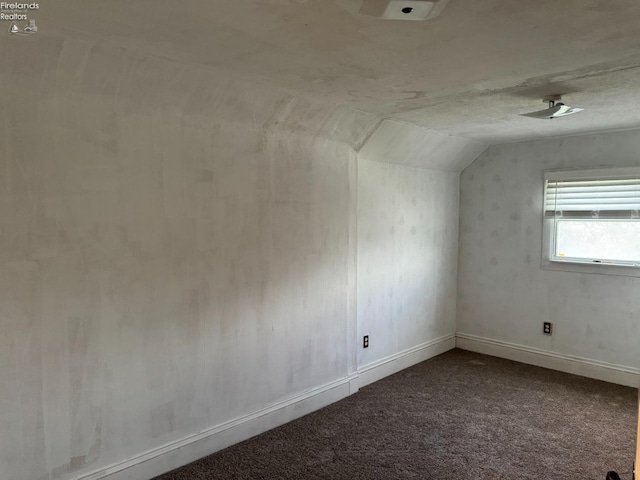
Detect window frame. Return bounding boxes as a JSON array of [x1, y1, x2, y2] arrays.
[[541, 166, 640, 277]]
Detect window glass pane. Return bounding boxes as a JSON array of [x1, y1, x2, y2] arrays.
[[555, 220, 640, 262]]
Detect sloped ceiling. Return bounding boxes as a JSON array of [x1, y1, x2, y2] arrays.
[[2, 0, 640, 167]]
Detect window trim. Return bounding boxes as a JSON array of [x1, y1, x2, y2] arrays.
[[541, 165, 640, 278]]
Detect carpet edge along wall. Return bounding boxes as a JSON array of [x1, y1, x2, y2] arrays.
[[76, 337, 455, 480]]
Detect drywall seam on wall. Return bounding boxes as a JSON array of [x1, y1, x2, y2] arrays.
[[456, 333, 639, 387], [358, 334, 456, 388], [347, 150, 359, 379], [74, 335, 455, 480]]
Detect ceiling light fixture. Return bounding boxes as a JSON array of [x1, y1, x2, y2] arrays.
[[520, 95, 584, 119], [358, 0, 450, 21]]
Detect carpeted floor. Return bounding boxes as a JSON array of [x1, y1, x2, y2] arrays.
[[154, 349, 637, 480]]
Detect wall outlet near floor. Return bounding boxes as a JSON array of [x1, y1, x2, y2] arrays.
[[363, 335, 369, 348], [543, 322, 553, 335]]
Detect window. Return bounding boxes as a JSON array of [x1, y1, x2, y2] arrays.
[[543, 167, 640, 270]]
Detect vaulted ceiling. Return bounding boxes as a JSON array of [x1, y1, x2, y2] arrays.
[[4, 0, 640, 147]]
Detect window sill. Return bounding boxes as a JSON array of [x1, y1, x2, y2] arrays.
[[541, 258, 640, 278]]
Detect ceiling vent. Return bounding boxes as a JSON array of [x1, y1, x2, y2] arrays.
[[358, 0, 450, 21]]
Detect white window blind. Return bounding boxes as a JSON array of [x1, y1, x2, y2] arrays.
[[545, 167, 640, 219]]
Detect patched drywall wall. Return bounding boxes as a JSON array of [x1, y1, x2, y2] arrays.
[[357, 159, 459, 367], [458, 130, 640, 371]]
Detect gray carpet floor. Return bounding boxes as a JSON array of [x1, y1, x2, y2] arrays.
[[154, 349, 637, 480]]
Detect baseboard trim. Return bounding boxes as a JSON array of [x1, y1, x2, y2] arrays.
[[456, 332, 639, 387], [76, 335, 456, 480], [76, 374, 358, 480], [358, 333, 456, 388]]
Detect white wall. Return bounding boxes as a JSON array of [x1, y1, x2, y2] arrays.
[[357, 159, 459, 379], [352, 120, 484, 384], [457, 130, 640, 384], [0, 39, 469, 480], [0, 93, 356, 480]]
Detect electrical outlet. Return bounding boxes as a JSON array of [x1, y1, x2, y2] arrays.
[[363, 335, 369, 348], [543, 322, 552, 335]]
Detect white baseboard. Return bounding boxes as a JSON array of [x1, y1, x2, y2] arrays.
[[358, 334, 456, 388], [456, 332, 639, 388], [75, 334, 456, 480], [76, 374, 357, 480], [69, 333, 636, 480]]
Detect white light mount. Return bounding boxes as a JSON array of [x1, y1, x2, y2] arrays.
[[358, 0, 450, 21], [521, 95, 584, 119]]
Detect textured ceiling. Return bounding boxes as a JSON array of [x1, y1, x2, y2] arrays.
[[5, 0, 640, 144]]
